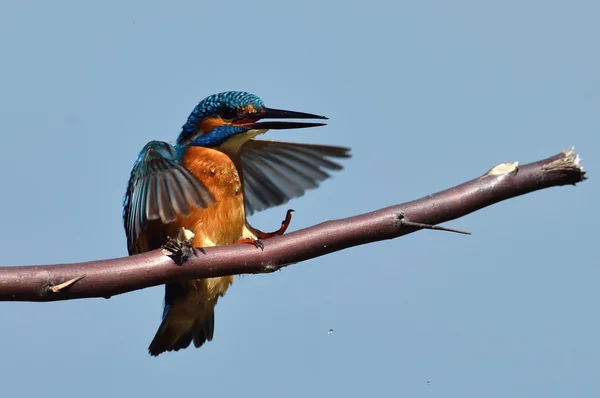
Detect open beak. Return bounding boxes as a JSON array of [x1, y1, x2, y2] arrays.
[[240, 107, 328, 130]]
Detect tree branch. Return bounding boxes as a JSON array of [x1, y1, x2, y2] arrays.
[[0, 148, 586, 302]]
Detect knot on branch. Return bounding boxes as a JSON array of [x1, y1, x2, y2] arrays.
[[41, 275, 86, 296], [396, 213, 471, 235], [486, 161, 519, 176]]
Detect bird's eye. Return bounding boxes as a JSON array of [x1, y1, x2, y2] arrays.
[[221, 108, 238, 120]]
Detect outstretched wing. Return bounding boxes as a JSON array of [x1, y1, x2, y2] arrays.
[[123, 140, 215, 255], [239, 140, 351, 215]]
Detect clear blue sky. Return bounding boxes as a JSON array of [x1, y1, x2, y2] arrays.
[[0, 1, 597, 397]]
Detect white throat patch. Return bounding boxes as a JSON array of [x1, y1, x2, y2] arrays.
[[219, 129, 268, 153]]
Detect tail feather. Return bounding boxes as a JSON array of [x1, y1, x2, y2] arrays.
[[148, 279, 231, 356], [148, 310, 215, 356], [193, 312, 214, 348], [172, 330, 193, 352]]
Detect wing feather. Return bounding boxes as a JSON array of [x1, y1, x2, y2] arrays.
[[123, 141, 215, 255], [239, 140, 351, 215]]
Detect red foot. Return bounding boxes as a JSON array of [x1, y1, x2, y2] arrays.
[[255, 209, 295, 239], [234, 237, 264, 250], [233, 209, 295, 251]]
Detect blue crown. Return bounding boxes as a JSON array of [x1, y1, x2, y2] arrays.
[[178, 91, 265, 144]]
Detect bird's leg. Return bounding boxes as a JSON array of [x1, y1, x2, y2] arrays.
[[233, 209, 295, 251], [255, 209, 295, 239]]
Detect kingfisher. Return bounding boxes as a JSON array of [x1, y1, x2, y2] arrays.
[[123, 91, 351, 356]]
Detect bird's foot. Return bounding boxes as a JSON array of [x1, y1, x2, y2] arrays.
[[233, 237, 264, 251], [233, 209, 295, 251], [255, 209, 295, 239], [162, 228, 197, 265]]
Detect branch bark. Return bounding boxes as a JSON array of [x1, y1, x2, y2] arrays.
[[0, 148, 587, 302]]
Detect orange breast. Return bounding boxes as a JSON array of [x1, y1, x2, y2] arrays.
[[176, 145, 246, 247], [166, 146, 246, 308]]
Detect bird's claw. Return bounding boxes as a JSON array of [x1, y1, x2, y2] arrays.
[[254, 239, 264, 250], [162, 228, 197, 265]]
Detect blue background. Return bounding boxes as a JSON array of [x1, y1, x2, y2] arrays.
[[0, 1, 597, 397]]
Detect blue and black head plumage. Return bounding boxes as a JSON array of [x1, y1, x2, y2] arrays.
[[178, 91, 265, 145]]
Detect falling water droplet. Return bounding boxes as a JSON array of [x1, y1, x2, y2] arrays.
[[328, 329, 333, 335]]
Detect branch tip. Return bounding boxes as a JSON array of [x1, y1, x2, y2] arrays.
[[544, 147, 587, 183], [563, 147, 586, 175]]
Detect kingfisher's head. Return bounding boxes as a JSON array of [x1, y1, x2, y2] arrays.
[[176, 91, 327, 150]]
